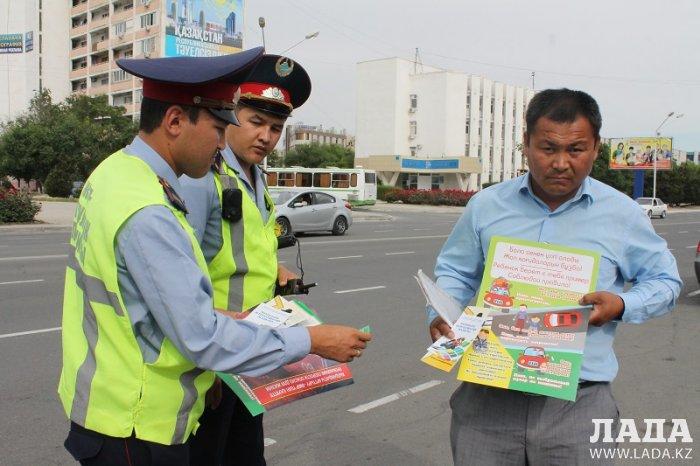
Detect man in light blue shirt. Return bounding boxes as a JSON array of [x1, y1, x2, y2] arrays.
[[430, 89, 681, 466]]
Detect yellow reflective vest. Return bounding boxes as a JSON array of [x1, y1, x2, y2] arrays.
[[208, 160, 278, 311], [58, 150, 215, 445]]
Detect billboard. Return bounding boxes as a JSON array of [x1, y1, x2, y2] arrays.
[[25, 31, 33, 52], [609, 137, 673, 170], [0, 34, 23, 53], [164, 0, 243, 57]]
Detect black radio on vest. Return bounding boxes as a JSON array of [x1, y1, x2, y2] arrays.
[[221, 188, 242, 222]]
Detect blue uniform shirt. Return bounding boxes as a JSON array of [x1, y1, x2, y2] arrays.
[[116, 136, 309, 376], [180, 144, 271, 263], [430, 174, 681, 382]]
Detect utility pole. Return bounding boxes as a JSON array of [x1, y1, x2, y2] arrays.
[[531, 72, 535, 90]]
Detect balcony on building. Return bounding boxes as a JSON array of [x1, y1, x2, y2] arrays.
[[90, 51, 110, 75], [111, 68, 133, 92], [89, 4, 110, 30], [112, 90, 134, 114], [89, 72, 109, 94], [71, 13, 88, 37], [90, 26, 109, 51], [71, 78, 88, 93], [112, 0, 135, 22], [70, 57, 88, 80], [135, 0, 160, 15], [71, 0, 88, 15], [113, 43, 134, 61], [90, 0, 110, 9], [70, 35, 88, 58]]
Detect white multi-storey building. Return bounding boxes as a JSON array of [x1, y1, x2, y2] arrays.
[[0, 0, 70, 121], [355, 57, 535, 190]]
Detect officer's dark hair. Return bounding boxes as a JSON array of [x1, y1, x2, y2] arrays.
[[525, 88, 601, 142], [139, 97, 202, 133]]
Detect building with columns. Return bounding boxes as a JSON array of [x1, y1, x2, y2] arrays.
[[355, 57, 535, 190]]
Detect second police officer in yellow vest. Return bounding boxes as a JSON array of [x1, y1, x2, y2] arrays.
[[59, 49, 372, 466], [180, 54, 314, 466]]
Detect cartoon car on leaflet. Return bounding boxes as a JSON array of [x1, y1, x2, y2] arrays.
[[483, 277, 514, 309], [543, 311, 582, 329], [516, 346, 550, 370]]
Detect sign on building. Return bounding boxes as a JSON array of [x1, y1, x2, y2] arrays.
[[0, 34, 23, 53], [25, 31, 33, 52], [609, 137, 673, 170], [164, 0, 243, 57]]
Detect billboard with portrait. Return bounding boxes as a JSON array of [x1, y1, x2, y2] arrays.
[[164, 0, 243, 57], [609, 137, 673, 170]]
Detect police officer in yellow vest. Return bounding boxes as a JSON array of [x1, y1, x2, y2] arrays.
[[59, 50, 372, 465], [179, 54, 314, 466]]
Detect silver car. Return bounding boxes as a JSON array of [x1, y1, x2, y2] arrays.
[[635, 197, 667, 218], [273, 190, 353, 236]]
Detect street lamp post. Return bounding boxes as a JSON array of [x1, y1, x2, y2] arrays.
[[280, 31, 319, 55], [653, 112, 683, 199], [258, 17, 266, 49]]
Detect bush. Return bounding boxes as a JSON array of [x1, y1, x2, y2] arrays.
[[377, 184, 395, 201], [0, 189, 40, 222], [381, 188, 476, 206], [44, 165, 76, 198]]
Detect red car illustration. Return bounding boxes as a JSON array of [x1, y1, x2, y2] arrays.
[[543, 311, 582, 329], [516, 346, 550, 370], [483, 277, 514, 309]]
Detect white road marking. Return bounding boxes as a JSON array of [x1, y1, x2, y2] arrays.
[[328, 255, 363, 260], [412, 228, 432, 231], [348, 380, 445, 414], [373, 229, 396, 233], [302, 235, 448, 246], [679, 231, 689, 234], [385, 251, 415, 256], [686, 245, 697, 249], [0, 279, 45, 286], [669, 249, 675, 251], [334, 285, 386, 294], [0, 254, 67, 262], [264, 438, 277, 447], [687, 290, 700, 298], [278, 261, 286, 264], [0, 326, 61, 340]]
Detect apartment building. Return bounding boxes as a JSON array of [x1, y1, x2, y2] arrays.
[[355, 57, 535, 190], [0, 0, 70, 121], [284, 123, 354, 154], [69, 0, 243, 119]]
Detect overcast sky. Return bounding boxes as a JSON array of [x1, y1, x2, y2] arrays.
[[244, 0, 700, 151]]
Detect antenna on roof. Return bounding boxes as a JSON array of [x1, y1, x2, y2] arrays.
[[414, 47, 423, 74]]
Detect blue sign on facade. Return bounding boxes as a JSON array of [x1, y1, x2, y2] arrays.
[[400, 158, 460, 170]]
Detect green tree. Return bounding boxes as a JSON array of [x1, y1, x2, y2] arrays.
[[283, 143, 354, 168], [0, 90, 137, 193], [265, 149, 283, 168]]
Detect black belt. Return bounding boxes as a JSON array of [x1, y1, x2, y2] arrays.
[[579, 380, 607, 389]]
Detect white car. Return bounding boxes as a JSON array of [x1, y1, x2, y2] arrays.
[[635, 197, 667, 218]]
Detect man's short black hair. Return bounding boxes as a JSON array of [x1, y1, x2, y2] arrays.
[[138, 97, 202, 133], [525, 88, 601, 141]]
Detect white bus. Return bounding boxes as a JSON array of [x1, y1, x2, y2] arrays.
[[265, 167, 377, 205]]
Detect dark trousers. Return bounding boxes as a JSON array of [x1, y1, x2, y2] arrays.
[[64, 422, 190, 466], [189, 383, 266, 466]]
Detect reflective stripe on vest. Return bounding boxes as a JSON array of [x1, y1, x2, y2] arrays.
[[208, 162, 278, 311], [58, 151, 214, 445]]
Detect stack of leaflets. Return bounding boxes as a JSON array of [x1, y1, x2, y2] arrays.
[[417, 236, 600, 401], [217, 297, 355, 416]]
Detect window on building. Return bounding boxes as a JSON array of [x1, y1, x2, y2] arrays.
[[490, 97, 495, 114], [140, 12, 156, 28], [409, 146, 416, 157], [410, 94, 417, 109], [134, 88, 143, 103], [409, 121, 417, 138], [466, 94, 471, 109], [401, 173, 418, 190], [465, 144, 470, 156], [112, 69, 128, 82], [313, 172, 331, 188], [278, 172, 295, 187], [114, 21, 127, 36], [431, 175, 444, 190], [331, 173, 350, 189], [465, 121, 470, 134], [141, 36, 155, 54]]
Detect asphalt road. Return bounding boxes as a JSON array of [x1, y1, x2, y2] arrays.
[[0, 209, 698, 465]]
